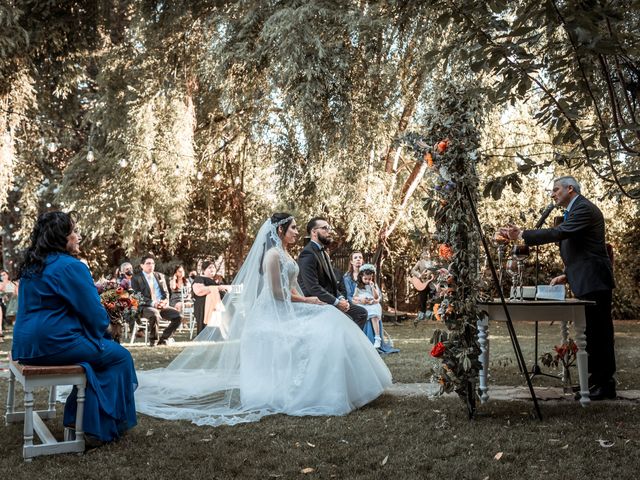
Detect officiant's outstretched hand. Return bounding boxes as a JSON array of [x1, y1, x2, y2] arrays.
[[297, 217, 368, 329]]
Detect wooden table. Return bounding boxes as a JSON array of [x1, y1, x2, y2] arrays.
[[477, 299, 595, 407]]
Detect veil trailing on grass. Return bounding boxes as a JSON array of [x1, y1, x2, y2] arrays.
[[135, 218, 303, 426]]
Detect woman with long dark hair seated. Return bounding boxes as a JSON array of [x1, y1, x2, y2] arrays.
[[11, 211, 137, 442]]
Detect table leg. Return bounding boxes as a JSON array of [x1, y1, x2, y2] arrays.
[[478, 315, 490, 403], [573, 307, 590, 406]]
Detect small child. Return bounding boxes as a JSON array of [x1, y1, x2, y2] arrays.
[[353, 264, 383, 348]]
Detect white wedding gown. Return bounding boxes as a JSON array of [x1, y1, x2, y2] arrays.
[[135, 220, 392, 426]]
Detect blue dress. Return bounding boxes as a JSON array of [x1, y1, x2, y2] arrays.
[[11, 253, 137, 441], [343, 273, 358, 301]]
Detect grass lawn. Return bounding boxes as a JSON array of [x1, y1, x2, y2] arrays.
[[2, 320, 639, 479]]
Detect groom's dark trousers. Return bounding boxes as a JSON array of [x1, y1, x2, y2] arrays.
[[297, 241, 368, 329]]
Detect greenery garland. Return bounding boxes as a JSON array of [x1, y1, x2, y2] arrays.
[[399, 84, 485, 415]]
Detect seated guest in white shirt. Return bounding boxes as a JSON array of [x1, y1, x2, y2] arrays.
[[130, 255, 182, 346]]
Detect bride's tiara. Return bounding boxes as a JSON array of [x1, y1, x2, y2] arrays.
[[273, 216, 294, 227]]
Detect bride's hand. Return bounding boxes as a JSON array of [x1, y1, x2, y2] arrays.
[[307, 296, 323, 305]]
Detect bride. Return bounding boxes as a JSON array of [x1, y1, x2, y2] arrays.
[[135, 213, 392, 426]]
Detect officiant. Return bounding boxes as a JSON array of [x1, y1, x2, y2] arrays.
[[499, 175, 616, 401]]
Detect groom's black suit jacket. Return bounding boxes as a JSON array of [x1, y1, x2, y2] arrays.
[[297, 241, 346, 305]]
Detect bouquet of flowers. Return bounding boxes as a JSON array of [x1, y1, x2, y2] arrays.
[[95, 279, 143, 343]]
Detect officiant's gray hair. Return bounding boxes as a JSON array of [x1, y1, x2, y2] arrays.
[[553, 176, 581, 194]]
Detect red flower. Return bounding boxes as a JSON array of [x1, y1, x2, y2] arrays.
[[435, 139, 450, 154], [116, 287, 125, 295], [431, 342, 446, 358]]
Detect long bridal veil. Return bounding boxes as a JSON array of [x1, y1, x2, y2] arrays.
[[135, 219, 303, 426]]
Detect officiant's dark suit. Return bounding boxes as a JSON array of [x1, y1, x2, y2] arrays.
[[297, 220, 368, 329], [131, 257, 182, 346], [522, 191, 616, 395]]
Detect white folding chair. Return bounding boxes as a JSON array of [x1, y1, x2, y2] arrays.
[[129, 317, 149, 345]]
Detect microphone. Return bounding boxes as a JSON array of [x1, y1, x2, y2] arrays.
[[534, 203, 556, 229]]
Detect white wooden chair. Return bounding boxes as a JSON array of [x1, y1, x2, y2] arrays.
[[129, 317, 149, 345], [5, 356, 86, 461]]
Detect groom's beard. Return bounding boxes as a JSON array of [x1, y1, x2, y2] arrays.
[[318, 236, 333, 247]]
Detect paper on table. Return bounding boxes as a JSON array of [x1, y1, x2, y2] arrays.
[[536, 285, 566, 301]]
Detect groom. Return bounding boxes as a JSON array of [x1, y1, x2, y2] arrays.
[[298, 217, 368, 329]]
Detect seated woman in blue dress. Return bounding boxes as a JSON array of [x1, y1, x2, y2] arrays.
[[11, 211, 137, 443], [351, 264, 399, 355]]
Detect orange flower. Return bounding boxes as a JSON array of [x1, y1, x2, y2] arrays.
[[130, 298, 139, 308], [433, 303, 441, 321], [424, 152, 434, 168], [438, 244, 454, 261], [446, 305, 454, 314]]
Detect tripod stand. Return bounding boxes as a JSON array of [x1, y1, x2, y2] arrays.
[[529, 246, 560, 380]]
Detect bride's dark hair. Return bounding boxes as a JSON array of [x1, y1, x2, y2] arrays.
[[270, 212, 293, 235], [258, 213, 294, 277]]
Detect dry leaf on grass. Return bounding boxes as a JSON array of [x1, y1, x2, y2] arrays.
[[306, 442, 316, 447], [494, 452, 503, 461], [301, 467, 315, 474], [381, 455, 389, 466], [597, 439, 615, 448], [146, 429, 154, 436]]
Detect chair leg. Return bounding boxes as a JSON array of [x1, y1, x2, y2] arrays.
[[75, 384, 86, 443], [23, 388, 35, 454], [47, 386, 57, 417], [5, 369, 15, 425], [130, 321, 138, 345]]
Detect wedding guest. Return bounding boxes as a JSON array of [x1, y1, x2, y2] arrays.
[[118, 261, 134, 290], [0, 269, 10, 342], [500, 175, 616, 400], [11, 211, 137, 442], [410, 248, 437, 321], [192, 261, 229, 335], [342, 251, 363, 301], [212, 273, 228, 300], [352, 264, 399, 354], [131, 255, 182, 346], [353, 264, 383, 348], [169, 264, 190, 312]]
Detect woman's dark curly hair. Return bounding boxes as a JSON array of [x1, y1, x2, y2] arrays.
[[17, 211, 77, 279]]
